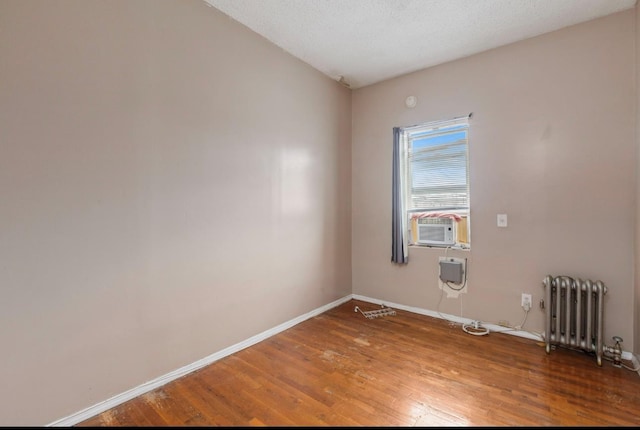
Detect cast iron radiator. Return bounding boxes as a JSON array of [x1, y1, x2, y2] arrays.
[[542, 275, 607, 366]]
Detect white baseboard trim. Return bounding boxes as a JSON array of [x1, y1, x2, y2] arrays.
[[352, 294, 637, 362], [48, 294, 354, 427], [49, 292, 638, 425], [352, 294, 544, 341]]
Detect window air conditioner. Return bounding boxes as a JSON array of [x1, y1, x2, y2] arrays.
[[416, 217, 455, 246]]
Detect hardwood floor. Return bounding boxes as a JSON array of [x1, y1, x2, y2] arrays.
[[77, 299, 640, 426]]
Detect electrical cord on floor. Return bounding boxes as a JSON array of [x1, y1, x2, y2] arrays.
[[602, 356, 640, 372], [436, 255, 487, 336], [484, 307, 544, 341], [440, 250, 542, 341], [486, 307, 529, 331], [462, 320, 489, 336], [436, 274, 489, 336]]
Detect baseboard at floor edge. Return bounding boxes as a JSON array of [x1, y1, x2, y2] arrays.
[[47, 294, 354, 427], [352, 294, 637, 362]]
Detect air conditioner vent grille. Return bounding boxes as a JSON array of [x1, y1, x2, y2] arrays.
[[416, 217, 455, 245]]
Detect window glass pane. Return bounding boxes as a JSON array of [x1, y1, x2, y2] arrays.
[[408, 124, 469, 211]]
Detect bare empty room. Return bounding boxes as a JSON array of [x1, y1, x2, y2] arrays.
[[1, 0, 640, 426]]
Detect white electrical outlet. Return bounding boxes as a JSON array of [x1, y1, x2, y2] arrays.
[[521, 293, 532, 310]]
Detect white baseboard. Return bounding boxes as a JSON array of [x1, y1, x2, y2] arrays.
[[352, 294, 544, 341], [48, 292, 638, 425], [47, 294, 353, 427], [352, 294, 637, 361]]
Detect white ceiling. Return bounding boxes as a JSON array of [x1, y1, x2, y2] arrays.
[[204, 0, 636, 89]]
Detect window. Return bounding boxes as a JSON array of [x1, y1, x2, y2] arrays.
[[401, 117, 470, 248]]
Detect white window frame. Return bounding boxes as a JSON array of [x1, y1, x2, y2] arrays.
[[400, 116, 471, 249]]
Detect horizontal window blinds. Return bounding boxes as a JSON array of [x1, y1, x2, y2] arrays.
[[406, 123, 469, 210]]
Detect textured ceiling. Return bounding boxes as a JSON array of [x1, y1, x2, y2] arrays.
[[204, 0, 636, 89]]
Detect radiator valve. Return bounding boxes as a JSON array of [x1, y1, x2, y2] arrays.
[[604, 336, 623, 368]]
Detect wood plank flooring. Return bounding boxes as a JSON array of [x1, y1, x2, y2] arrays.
[[77, 299, 640, 426]]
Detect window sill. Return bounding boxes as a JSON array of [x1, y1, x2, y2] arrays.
[[409, 244, 471, 251]]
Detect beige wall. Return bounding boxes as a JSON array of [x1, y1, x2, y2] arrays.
[[0, 0, 351, 425], [1, 0, 638, 426], [353, 11, 636, 351]]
